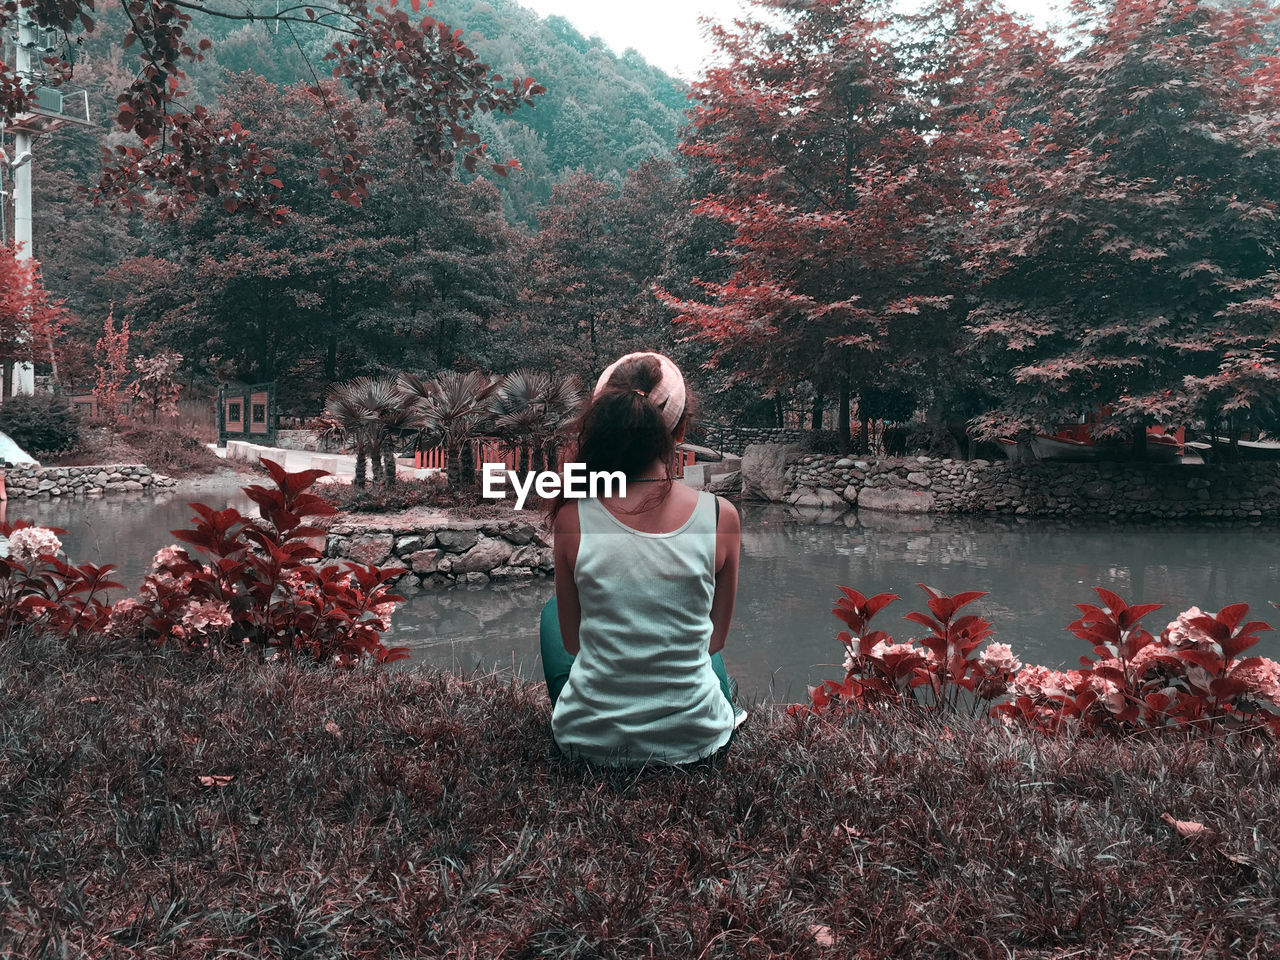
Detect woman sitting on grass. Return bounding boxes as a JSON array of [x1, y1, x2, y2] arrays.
[[540, 351, 745, 766]]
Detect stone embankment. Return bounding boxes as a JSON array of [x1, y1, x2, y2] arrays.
[[1, 464, 177, 499], [323, 517, 553, 589], [699, 426, 811, 456], [740, 444, 1280, 520]]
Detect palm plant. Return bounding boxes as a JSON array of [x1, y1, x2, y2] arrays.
[[398, 370, 498, 488], [325, 376, 401, 489], [492, 370, 583, 473]]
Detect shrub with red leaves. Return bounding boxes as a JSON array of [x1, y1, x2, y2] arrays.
[[106, 458, 411, 666], [0, 521, 121, 646], [798, 584, 1280, 738]]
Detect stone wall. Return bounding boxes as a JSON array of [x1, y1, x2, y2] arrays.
[[776, 452, 1280, 520], [324, 517, 553, 589], [1, 464, 176, 499]]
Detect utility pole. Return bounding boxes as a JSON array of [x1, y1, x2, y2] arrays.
[[2, 13, 92, 398]]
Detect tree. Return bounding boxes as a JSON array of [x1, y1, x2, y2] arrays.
[[659, 0, 955, 451], [0, 245, 68, 398], [962, 0, 1280, 451], [398, 369, 496, 489], [0, 0, 544, 217]]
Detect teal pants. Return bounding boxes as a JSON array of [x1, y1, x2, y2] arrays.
[[539, 596, 734, 708]]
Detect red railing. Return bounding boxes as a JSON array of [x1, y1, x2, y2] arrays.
[[412, 441, 695, 477]]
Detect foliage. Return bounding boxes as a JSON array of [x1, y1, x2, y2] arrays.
[[0, 521, 120, 646], [0, 390, 81, 458], [799, 583, 1280, 738], [92, 310, 131, 421], [132, 350, 184, 421], [0, 0, 543, 217], [0, 245, 69, 383], [113, 458, 410, 665], [324, 475, 447, 513]]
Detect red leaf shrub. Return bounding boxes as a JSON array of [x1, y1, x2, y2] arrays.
[[114, 459, 412, 666], [0, 521, 123, 645], [0, 460, 411, 667], [798, 584, 1280, 737]]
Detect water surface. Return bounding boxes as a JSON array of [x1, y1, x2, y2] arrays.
[[18, 485, 1280, 703]]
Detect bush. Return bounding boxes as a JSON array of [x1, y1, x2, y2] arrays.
[[0, 391, 80, 459], [802, 429, 844, 454], [798, 583, 1280, 738], [110, 459, 411, 666], [325, 475, 448, 513]]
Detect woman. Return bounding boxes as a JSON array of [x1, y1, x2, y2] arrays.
[[540, 351, 744, 766]]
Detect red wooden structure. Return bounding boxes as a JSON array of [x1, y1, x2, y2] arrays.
[[413, 441, 696, 477]]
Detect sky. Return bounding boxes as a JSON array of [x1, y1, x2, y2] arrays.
[[517, 0, 1070, 80]]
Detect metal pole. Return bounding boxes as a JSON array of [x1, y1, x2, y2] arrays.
[[11, 15, 36, 394]]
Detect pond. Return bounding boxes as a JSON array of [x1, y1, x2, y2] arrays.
[[15, 477, 1280, 704]]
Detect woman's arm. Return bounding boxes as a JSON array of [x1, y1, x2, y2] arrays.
[[552, 502, 582, 657], [708, 495, 740, 655]]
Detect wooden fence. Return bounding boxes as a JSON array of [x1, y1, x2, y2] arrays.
[[413, 441, 695, 477]]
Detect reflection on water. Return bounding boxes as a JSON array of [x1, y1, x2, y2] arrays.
[[19, 489, 1280, 705]]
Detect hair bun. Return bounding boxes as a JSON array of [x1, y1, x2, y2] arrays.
[[593, 352, 686, 431]]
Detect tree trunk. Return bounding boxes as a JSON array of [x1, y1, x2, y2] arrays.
[[370, 442, 385, 485], [774, 395, 783, 428], [383, 445, 397, 486], [325, 332, 337, 382], [460, 439, 475, 488], [1130, 425, 1147, 461], [811, 392, 824, 430], [837, 371, 852, 455], [354, 448, 368, 489], [447, 443, 462, 489]]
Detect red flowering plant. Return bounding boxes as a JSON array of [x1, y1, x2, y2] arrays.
[[998, 591, 1279, 735], [0, 520, 122, 646], [799, 583, 1280, 738], [112, 459, 411, 666], [794, 584, 1014, 717]]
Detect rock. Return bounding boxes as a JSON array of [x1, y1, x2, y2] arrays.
[[505, 521, 537, 545], [435, 528, 479, 553], [842, 485, 859, 503], [407, 549, 443, 574], [460, 572, 490, 585], [346, 534, 394, 566], [451, 537, 514, 574], [740, 442, 804, 502], [509, 545, 542, 568], [491, 565, 536, 578], [906, 471, 932, 487], [835, 458, 855, 468], [394, 535, 428, 556], [708, 470, 741, 496], [857, 487, 935, 514], [122, 480, 145, 492]]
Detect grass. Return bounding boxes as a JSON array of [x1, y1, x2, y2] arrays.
[[1, 631, 1278, 958]]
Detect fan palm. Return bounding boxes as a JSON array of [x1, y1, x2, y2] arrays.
[[399, 370, 498, 488], [325, 376, 402, 489], [493, 370, 584, 474]]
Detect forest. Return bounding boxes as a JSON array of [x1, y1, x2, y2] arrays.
[[4, 0, 1280, 444]]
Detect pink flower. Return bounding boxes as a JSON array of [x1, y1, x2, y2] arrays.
[[152, 545, 187, 571], [179, 600, 232, 637], [1010, 665, 1076, 700], [7, 526, 62, 564], [1236, 658, 1280, 706], [979, 642, 1022, 675], [1164, 607, 1217, 652], [107, 597, 148, 637]]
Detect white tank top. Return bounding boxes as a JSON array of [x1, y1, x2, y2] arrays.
[[551, 490, 735, 765]]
